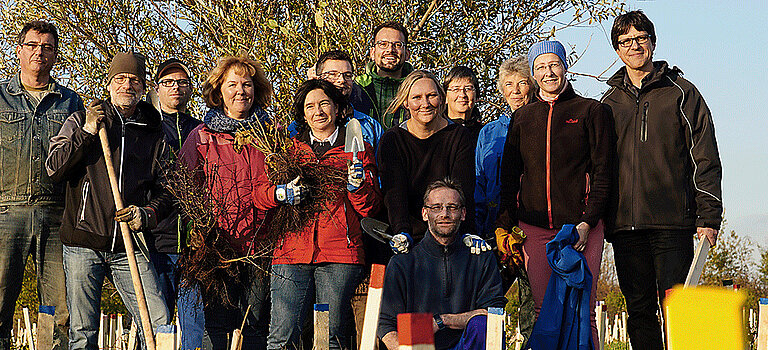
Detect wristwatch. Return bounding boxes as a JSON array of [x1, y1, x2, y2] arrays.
[[433, 314, 445, 331]]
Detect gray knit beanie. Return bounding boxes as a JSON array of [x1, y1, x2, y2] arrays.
[[107, 52, 147, 85], [527, 41, 568, 73]]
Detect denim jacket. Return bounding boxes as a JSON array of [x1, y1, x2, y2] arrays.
[[0, 73, 84, 205]]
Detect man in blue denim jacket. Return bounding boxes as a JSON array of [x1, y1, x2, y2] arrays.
[[0, 20, 83, 349]]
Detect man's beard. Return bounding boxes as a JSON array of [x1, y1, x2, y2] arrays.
[[378, 61, 404, 73], [112, 94, 140, 110], [430, 222, 459, 238]]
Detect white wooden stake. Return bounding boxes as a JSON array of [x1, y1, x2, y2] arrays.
[[397, 313, 434, 350], [23, 307, 35, 350], [486, 307, 505, 350], [596, 302, 606, 350], [36, 305, 55, 350], [758, 298, 768, 350], [127, 321, 138, 350], [314, 304, 329, 350], [685, 237, 711, 286], [229, 304, 250, 350], [621, 311, 628, 343], [360, 264, 385, 350]]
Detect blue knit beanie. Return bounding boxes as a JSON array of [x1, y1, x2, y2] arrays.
[[528, 41, 568, 73]]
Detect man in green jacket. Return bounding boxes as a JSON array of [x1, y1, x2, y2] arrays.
[[351, 21, 413, 129]]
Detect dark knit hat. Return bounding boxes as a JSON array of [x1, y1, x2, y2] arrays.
[[107, 52, 147, 84], [527, 40, 568, 73], [155, 58, 192, 82]]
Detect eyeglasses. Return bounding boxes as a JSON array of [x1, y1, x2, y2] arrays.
[[20, 42, 56, 54], [617, 34, 652, 48], [446, 86, 476, 94], [374, 40, 405, 50], [533, 61, 563, 73], [112, 75, 143, 86], [158, 78, 192, 88], [423, 204, 463, 213], [320, 71, 354, 81]]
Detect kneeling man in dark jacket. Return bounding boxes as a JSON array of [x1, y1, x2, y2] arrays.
[[378, 178, 506, 350], [46, 52, 172, 350]]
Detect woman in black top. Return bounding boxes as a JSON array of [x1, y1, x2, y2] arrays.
[[377, 70, 477, 252]]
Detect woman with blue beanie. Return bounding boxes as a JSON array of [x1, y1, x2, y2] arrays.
[[494, 40, 614, 348]]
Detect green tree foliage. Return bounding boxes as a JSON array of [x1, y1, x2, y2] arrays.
[[0, 0, 624, 122], [700, 221, 763, 310]]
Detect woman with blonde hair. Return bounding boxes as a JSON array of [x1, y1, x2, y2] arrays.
[[377, 70, 479, 254], [179, 55, 283, 350]]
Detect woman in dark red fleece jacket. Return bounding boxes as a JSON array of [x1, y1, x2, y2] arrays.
[[495, 40, 614, 345]]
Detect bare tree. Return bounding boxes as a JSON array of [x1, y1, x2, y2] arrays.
[[0, 0, 625, 121]]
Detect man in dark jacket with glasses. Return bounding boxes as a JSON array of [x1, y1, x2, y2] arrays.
[[601, 10, 722, 350]]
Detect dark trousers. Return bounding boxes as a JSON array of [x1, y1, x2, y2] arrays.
[[611, 229, 694, 350]]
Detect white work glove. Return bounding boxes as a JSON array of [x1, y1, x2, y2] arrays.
[[275, 176, 307, 205], [115, 205, 157, 231], [389, 232, 413, 254], [463, 234, 492, 255]]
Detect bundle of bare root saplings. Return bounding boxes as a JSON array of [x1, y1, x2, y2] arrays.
[[167, 121, 345, 306]]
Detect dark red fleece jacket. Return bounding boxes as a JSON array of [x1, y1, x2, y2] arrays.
[[496, 84, 615, 231]]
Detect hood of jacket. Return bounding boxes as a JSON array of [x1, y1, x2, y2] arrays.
[[606, 61, 683, 92]]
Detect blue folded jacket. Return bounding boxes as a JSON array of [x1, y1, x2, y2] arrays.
[[527, 224, 593, 350]]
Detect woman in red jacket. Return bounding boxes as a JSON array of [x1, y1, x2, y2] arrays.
[[256, 79, 381, 350], [495, 40, 614, 346], [179, 55, 278, 350]]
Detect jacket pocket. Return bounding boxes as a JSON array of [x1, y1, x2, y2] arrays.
[[0, 112, 27, 195]]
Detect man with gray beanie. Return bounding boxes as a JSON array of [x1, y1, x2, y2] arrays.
[[46, 51, 172, 349]]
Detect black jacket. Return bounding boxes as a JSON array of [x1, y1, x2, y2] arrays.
[[377, 123, 476, 237], [149, 110, 202, 254], [496, 84, 614, 231], [46, 101, 172, 252], [377, 232, 506, 349], [601, 61, 722, 235]]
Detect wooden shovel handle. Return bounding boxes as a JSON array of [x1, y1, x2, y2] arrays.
[[98, 127, 157, 350]]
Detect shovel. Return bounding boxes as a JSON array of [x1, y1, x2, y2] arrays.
[[344, 118, 364, 163]]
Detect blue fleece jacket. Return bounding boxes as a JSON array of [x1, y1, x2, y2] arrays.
[[528, 224, 593, 350], [474, 113, 511, 238]]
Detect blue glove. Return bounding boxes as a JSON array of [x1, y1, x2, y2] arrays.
[[389, 232, 413, 254], [347, 159, 365, 192], [462, 234, 491, 255], [275, 176, 306, 205]]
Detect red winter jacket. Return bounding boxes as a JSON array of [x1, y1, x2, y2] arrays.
[[179, 124, 273, 256], [253, 128, 382, 265]]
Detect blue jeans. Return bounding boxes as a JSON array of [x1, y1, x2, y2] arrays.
[[202, 264, 270, 350], [151, 253, 205, 350], [0, 205, 67, 350], [63, 245, 171, 350], [267, 263, 363, 350]]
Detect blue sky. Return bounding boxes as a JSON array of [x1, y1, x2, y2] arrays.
[[550, 0, 768, 242]]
